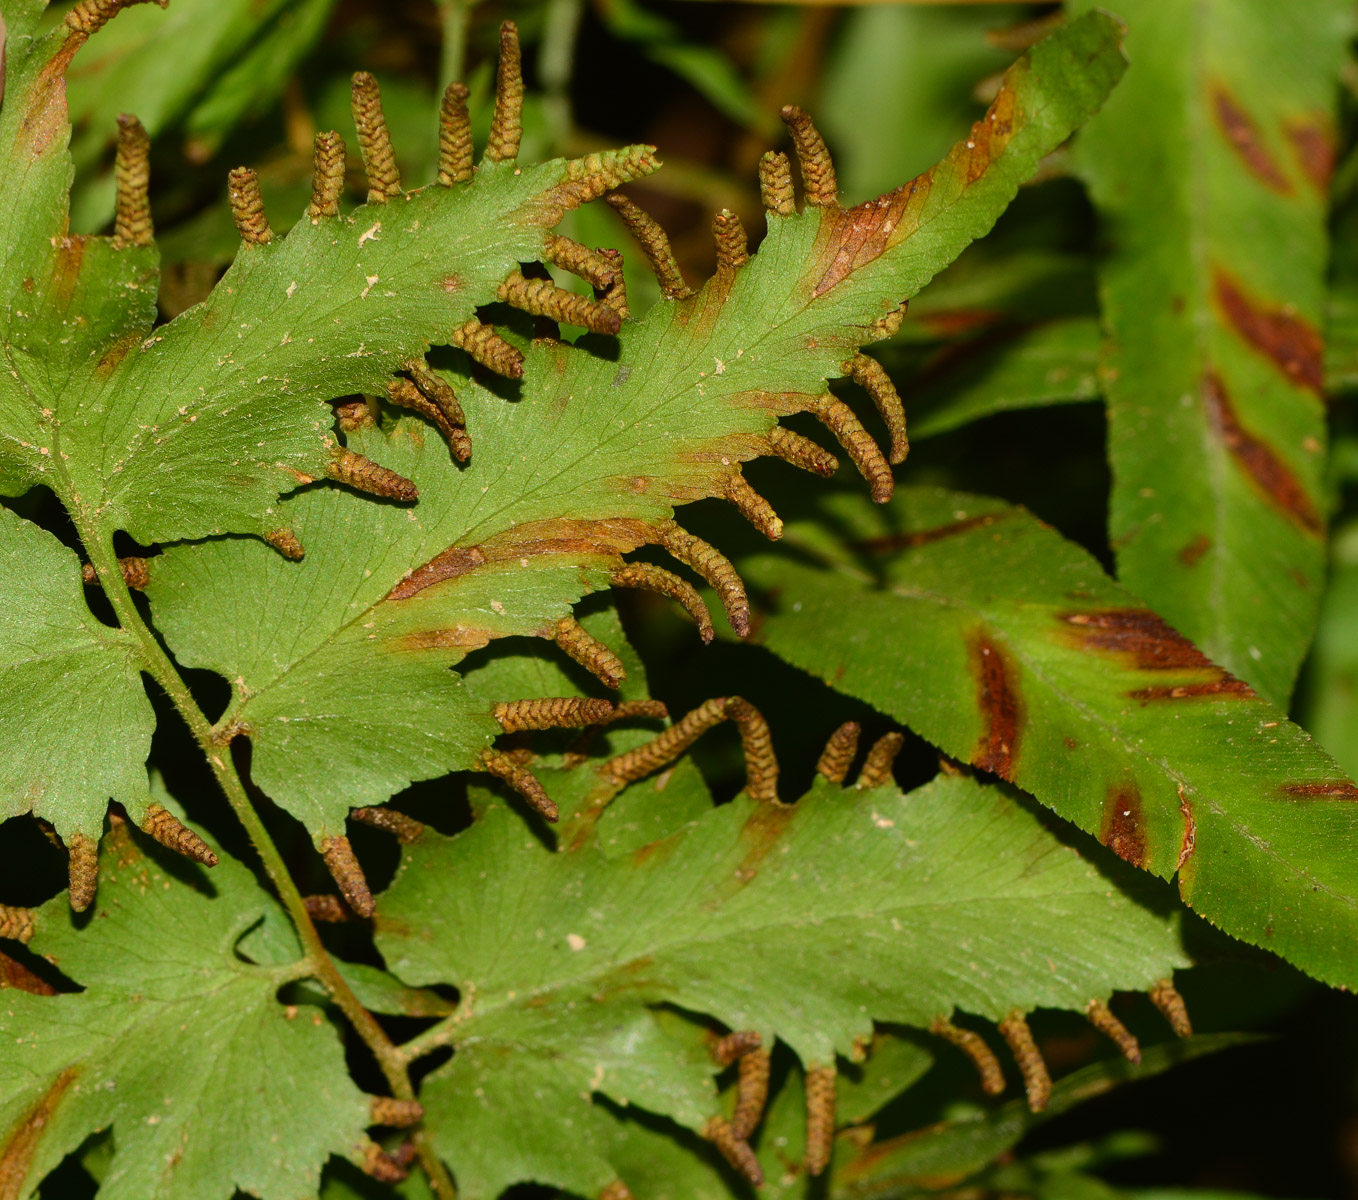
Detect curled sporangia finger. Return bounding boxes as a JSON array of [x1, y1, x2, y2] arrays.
[[387, 379, 471, 460], [809, 394, 893, 503], [703, 1116, 763, 1187], [713, 210, 749, 270], [498, 271, 622, 335], [263, 528, 306, 561], [406, 361, 467, 427], [438, 81, 473, 186], [1150, 979, 1193, 1038], [450, 319, 524, 378], [928, 1017, 1005, 1096], [725, 697, 779, 804], [1086, 999, 1141, 1063], [604, 697, 731, 786], [594, 247, 629, 320], [855, 732, 905, 790], [0, 905, 35, 944], [610, 562, 714, 643], [711, 1030, 762, 1066], [542, 234, 618, 289], [351, 805, 426, 844], [486, 22, 524, 163], [308, 130, 347, 221], [112, 114, 152, 248], [554, 617, 626, 689], [732, 1048, 771, 1141], [369, 1096, 424, 1128], [998, 1012, 1051, 1112], [816, 721, 861, 785], [227, 167, 272, 245], [659, 524, 749, 637], [760, 151, 795, 216], [303, 894, 349, 923], [847, 353, 909, 465], [358, 1138, 408, 1183], [605, 194, 693, 299], [493, 697, 616, 732], [326, 448, 418, 502], [725, 470, 783, 540], [351, 72, 402, 202], [803, 1065, 838, 1176], [141, 804, 218, 866], [321, 835, 374, 918], [781, 105, 838, 208], [81, 557, 150, 590], [67, 832, 99, 912], [480, 750, 558, 822], [768, 426, 839, 477]]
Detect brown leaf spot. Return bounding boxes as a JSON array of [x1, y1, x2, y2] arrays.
[[386, 546, 486, 601], [813, 181, 924, 298], [1284, 116, 1335, 192], [1128, 679, 1256, 702], [0, 949, 56, 996], [0, 1065, 79, 1199], [970, 631, 1021, 781], [855, 512, 1007, 554], [49, 235, 88, 309], [94, 331, 140, 379], [1281, 782, 1358, 800], [1101, 783, 1147, 868], [1212, 270, 1324, 395], [1177, 785, 1196, 870], [1211, 83, 1292, 194], [1178, 534, 1211, 567], [1059, 609, 1213, 671], [1204, 370, 1322, 534], [396, 627, 493, 652], [19, 38, 82, 161]]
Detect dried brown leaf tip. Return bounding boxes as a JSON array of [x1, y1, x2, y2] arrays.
[[493, 697, 616, 732], [781, 106, 838, 208], [263, 528, 306, 561], [303, 894, 349, 923], [438, 81, 473, 186], [387, 378, 471, 461], [499, 270, 622, 335], [554, 617, 627, 690], [660, 524, 750, 637], [847, 353, 909, 465], [322, 835, 375, 918], [227, 167, 272, 245], [855, 732, 904, 790], [1086, 999, 1141, 1064], [0, 905, 35, 945], [351, 805, 426, 844], [816, 721, 861, 785], [725, 470, 783, 540], [605, 194, 693, 300], [369, 1096, 424, 1128], [480, 750, 559, 822], [759, 151, 796, 217], [713, 210, 749, 270], [543, 234, 618, 290], [803, 1064, 837, 1176], [928, 1017, 1006, 1096], [768, 426, 838, 478], [327, 447, 418, 502], [358, 1138, 408, 1183], [998, 1011, 1051, 1112], [450, 318, 525, 379], [703, 1116, 763, 1188], [81, 556, 150, 590], [67, 831, 99, 912], [65, 0, 166, 39], [486, 22, 525, 163], [308, 130, 347, 221], [1150, 979, 1193, 1038], [141, 804, 218, 867], [351, 72, 402, 203], [809, 394, 893, 503], [611, 562, 714, 644], [112, 114, 152, 249]]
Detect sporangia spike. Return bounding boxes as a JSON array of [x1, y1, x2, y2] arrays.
[[0, 905, 35, 944], [263, 528, 306, 560], [493, 697, 616, 732], [141, 804, 218, 866], [604, 194, 693, 299], [351, 72, 402, 202], [928, 1017, 1006, 1096], [544, 147, 661, 213], [308, 130, 347, 221], [1086, 999, 1141, 1064], [759, 151, 796, 216], [369, 1096, 424, 1128], [64, 0, 165, 39], [780, 105, 838, 208], [600, 1181, 635, 1200], [498, 271, 622, 335], [387, 378, 471, 460], [725, 697, 780, 803], [67, 832, 98, 913], [437, 81, 473, 186], [227, 167, 272, 245], [322, 835, 375, 918], [542, 234, 618, 289], [768, 425, 839, 477], [359, 1139, 408, 1184], [998, 1012, 1051, 1112], [810, 394, 894, 503], [112, 115, 152, 248], [1150, 979, 1194, 1038], [712, 1030, 763, 1066], [816, 721, 861, 785], [450, 319, 525, 379], [732, 1048, 772, 1141], [604, 697, 730, 786], [480, 750, 559, 822], [554, 617, 626, 689], [712, 210, 749, 270], [351, 805, 426, 844], [702, 1117, 763, 1188], [804, 1065, 838, 1177], [607, 699, 668, 722], [327, 447, 419, 501], [594, 247, 629, 320], [80, 556, 150, 590], [335, 398, 377, 431], [486, 22, 525, 163], [725, 470, 783, 540], [610, 562, 715, 643], [303, 894, 349, 923], [660, 524, 750, 637], [856, 732, 905, 790], [847, 353, 909, 464], [406, 361, 467, 426]]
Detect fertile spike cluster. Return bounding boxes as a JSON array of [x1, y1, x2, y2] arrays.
[[554, 618, 626, 689], [0, 904, 35, 944], [929, 1018, 1006, 1096], [998, 1012, 1051, 1112], [264, 528, 306, 561], [65, 0, 165, 39], [1150, 979, 1193, 1038], [1086, 999, 1141, 1063], [67, 832, 99, 912], [438, 82, 473, 186], [659, 525, 750, 637], [809, 394, 894, 503], [358, 1139, 408, 1183], [610, 562, 714, 643], [856, 732, 905, 789], [450, 319, 525, 379], [781, 105, 838, 207], [112, 115, 152, 249], [605, 194, 693, 299], [725, 470, 783, 540], [803, 1065, 838, 1176], [480, 750, 558, 822], [327, 448, 418, 501], [712, 210, 749, 270], [351, 805, 426, 844], [322, 835, 374, 918], [542, 234, 618, 290], [733, 1049, 771, 1140], [703, 1117, 762, 1188], [847, 353, 909, 464], [351, 73, 402, 203], [81, 557, 150, 590], [227, 167, 272, 245], [493, 697, 616, 732], [486, 22, 524, 163], [498, 271, 622, 335], [594, 247, 629, 320], [816, 721, 861, 784], [141, 804, 218, 866], [387, 379, 471, 461], [308, 130, 347, 221], [759, 151, 796, 216], [768, 426, 839, 477], [303, 894, 349, 923], [369, 1096, 425, 1128]]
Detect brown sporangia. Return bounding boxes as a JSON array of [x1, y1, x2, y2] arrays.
[[553, 617, 627, 690], [1086, 999, 1141, 1063], [869, 301, 909, 343], [1210, 83, 1292, 194], [808, 394, 894, 503], [534, 147, 662, 220], [971, 633, 1021, 781], [358, 1138, 408, 1183], [759, 150, 796, 216], [438, 81, 473, 186], [713, 210, 750, 270], [386, 378, 471, 461], [264, 527, 306, 561], [303, 894, 349, 923], [80, 556, 150, 590], [928, 1017, 1005, 1096], [1212, 269, 1324, 396], [1284, 115, 1336, 192], [712, 1030, 763, 1065], [141, 803, 218, 866], [449, 318, 525, 379], [768, 426, 839, 477], [111, 114, 152, 249], [498, 270, 622, 335], [0, 905, 35, 945], [702, 1116, 763, 1187], [308, 130, 347, 221], [732, 1048, 772, 1141], [846, 353, 909, 464], [493, 697, 615, 732], [604, 194, 693, 299], [725, 469, 783, 540], [0, 1066, 80, 1197], [486, 22, 524, 163], [369, 1096, 424, 1128], [594, 247, 630, 320], [1101, 782, 1147, 868], [326, 447, 419, 502], [1209, 371, 1322, 534], [351, 805, 426, 844], [227, 167, 272, 245], [542, 233, 618, 290], [998, 1012, 1050, 1112], [321, 835, 375, 918], [66, 832, 99, 912], [659, 524, 751, 637], [611, 562, 715, 643], [816, 721, 861, 784], [803, 1064, 837, 1176], [65, 0, 164, 39], [726, 697, 780, 803], [351, 72, 402, 202], [855, 731, 905, 790], [480, 749, 558, 822], [335, 398, 376, 432], [781, 105, 838, 208], [1150, 979, 1193, 1038]]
